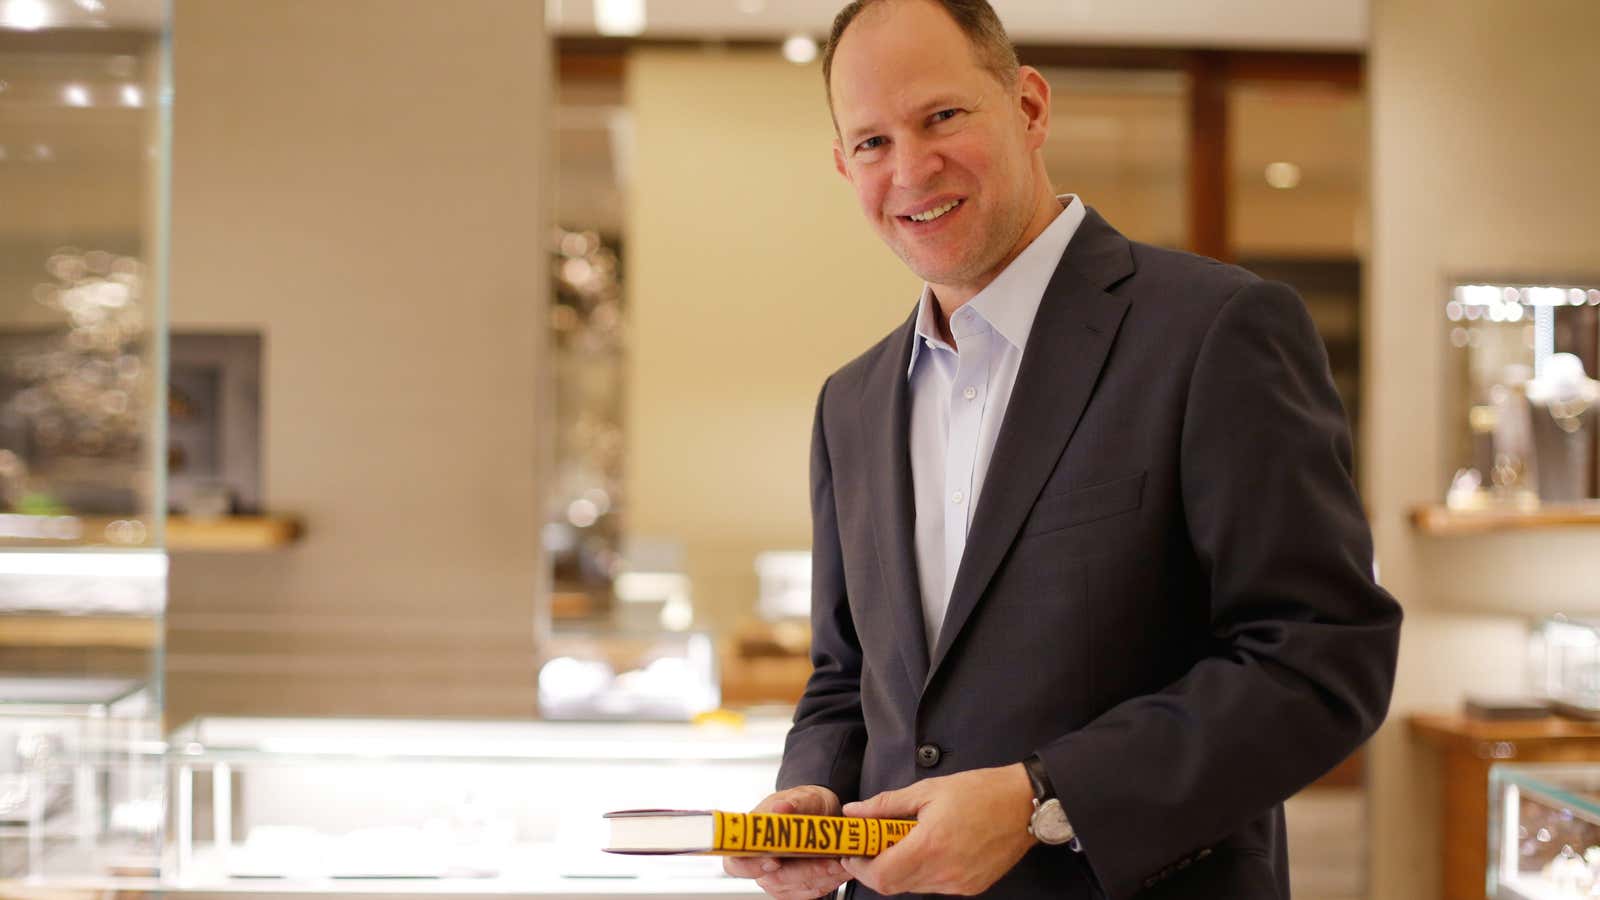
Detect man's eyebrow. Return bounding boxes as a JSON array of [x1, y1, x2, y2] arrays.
[[915, 95, 967, 114], [841, 119, 884, 145], [840, 95, 971, 145]]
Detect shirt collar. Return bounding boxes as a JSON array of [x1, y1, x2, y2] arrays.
[[908, 194, 1088, 377]]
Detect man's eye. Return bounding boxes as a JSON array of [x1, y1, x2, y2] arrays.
[[931, 109, 960, 123], [856, 136, 886, 152]]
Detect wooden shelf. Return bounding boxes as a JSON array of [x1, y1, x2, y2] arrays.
[[1410, 711, 1600, 747], [1409, 502, 1600, 536], [0, 614, 159, 649], [167, 515, 303, 551]]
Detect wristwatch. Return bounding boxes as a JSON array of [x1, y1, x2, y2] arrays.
[[1022, 753, 1076, 845]]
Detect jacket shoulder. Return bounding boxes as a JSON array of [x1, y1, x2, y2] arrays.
[[1122, 240, 1261, 302]]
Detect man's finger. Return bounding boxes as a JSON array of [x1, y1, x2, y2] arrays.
[[754, 859, 845, 897], [723, 856, 781, 878]]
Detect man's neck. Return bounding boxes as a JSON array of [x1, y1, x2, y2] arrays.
[[928, 189, 1066, 348]]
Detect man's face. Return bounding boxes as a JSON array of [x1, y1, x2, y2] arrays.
[[828, 0, 1043, 291]]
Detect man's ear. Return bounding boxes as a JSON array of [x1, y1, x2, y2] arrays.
[[1016, 65, 1052, 152], [833, 140, 851, 181]]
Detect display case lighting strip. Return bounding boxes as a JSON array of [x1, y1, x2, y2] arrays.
[[0, 550, 166, 578], [1453, 284, 1600, 307]]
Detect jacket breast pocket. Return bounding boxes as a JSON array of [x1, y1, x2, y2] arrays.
[[1021, 471, 1145, 538]]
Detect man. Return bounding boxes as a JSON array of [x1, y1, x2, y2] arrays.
[[724, 1, 1401, 897]]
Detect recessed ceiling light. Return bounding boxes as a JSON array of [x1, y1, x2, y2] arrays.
[[782, 35, 818, 65], [1264, 161, 1301, 190], [63, 83, 91, 107], [0, 0, 50, 30], [595, 0, 644, 36], [121, 84, 143, 107]]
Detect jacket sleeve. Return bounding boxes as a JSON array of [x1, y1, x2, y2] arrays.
[[1041, 279, 1402, 899], [775, 377, 868, 802]]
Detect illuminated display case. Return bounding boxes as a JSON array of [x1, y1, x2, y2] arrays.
[[1533, 616, 1600, 719], [0, 676, 162, 885], [539, 628, 720, 721], [2, 0, 173, 888], [1443, 280, 1600, 509], [163, 716, 786, 895], [1490, 764, 1600, 899]]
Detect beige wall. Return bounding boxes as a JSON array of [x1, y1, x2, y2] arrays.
[[164, 0, 549, 724], [625, 49, 918, 627], [1366, 1, 1600, 896]]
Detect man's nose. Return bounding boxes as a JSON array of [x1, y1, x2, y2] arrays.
[[890, 137, 943, 189]]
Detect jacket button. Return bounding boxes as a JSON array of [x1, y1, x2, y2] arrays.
[[915, 743, 942, 768]]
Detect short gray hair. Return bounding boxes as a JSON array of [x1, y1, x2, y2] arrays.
[[822, 0, 1020, 104]]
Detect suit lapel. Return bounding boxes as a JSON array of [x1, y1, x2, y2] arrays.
[[859, 312, 932, 691], [925, 209, 1136, 686]]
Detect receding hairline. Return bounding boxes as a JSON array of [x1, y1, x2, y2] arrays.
[[822, 0, 1021, 118]]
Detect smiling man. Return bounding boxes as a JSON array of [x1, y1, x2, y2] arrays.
[[722, 1, 1401, 898]]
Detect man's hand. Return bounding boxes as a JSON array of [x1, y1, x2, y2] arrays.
[[838, 764, 1036, 896], [723, 785, 850, 899]]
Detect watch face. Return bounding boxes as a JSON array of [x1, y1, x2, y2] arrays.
[[1030, 798, 1075, 845]]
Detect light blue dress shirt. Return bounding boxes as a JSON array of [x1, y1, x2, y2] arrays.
[[907, 194, 1087, 653]]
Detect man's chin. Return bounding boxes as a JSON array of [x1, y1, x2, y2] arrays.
[[898, 257, 979, 290]]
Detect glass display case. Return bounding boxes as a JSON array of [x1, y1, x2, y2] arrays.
[[0, 0, 172, 550], [164, 716, 785, 895], [1532, 616, 1600, 719], [2, 0, 172, 893], [0, 676, 163, 885], [1443, 281, 1600, 508], [1490, 764, 1600, 899], [539, 628, 720, 721]]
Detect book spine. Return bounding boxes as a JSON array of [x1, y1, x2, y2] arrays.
[[711, 811, 915, 857]]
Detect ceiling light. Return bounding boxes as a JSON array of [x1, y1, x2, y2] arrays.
[[595, 0, 644, 36], [121, 84, 142, 107], [1, 0, 50, 30], [1264, 161, 1301, 190], [63, 83, 91, 107], [74, 0, 106, 10], [782, 35, 819, 65]]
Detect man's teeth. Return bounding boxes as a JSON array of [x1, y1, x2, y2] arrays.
[[908, 200, 961, 223]]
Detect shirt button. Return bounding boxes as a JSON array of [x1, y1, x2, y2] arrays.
[[916, 743, 942, 768], [963, 386, 977, 401], [951, 491, 964, 505]]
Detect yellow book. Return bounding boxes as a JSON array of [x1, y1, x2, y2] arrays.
[[603, 809, 916, 857]]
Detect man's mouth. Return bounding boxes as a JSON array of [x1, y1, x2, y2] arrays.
[[900, 199, 964, 224]]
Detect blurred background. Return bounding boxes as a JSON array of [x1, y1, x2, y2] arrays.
[[1, 0, 1598, 898]]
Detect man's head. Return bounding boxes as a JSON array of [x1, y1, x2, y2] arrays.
[[824, 0, 1056, 298]]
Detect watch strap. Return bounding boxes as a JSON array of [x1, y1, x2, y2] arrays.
[[1022, 753, 1055, 803]]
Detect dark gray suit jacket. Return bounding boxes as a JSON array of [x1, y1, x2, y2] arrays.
[[775, 209, 1401, 899]]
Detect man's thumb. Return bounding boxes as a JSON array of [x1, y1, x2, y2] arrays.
[[786, 786, 835, 815]]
